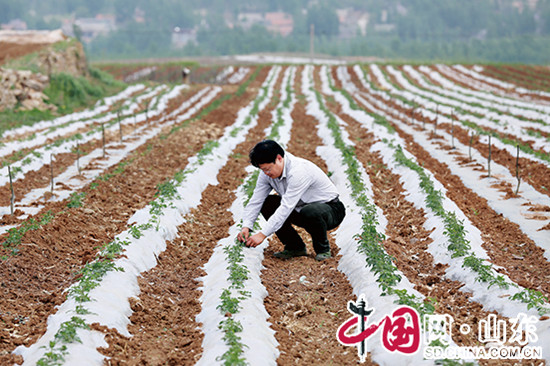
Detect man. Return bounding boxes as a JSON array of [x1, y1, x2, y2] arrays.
[[237, 140, 345, 261], [182, 67, 190, 83]]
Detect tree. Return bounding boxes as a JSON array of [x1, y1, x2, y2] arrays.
[[306, 4, 339, 38]]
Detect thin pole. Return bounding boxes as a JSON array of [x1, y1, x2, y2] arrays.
[[118, 110, 123, 142], [451, 112, 455, 149], [50, 154, 54, 192], [102, 123, 106, 158], [433, 105, 438, 136], [76, 142, 81, 174], [515, 144, 521, 194], [487, 135, 492, 178], [469, 130, 474, 162], [8, 166, 14, 215]]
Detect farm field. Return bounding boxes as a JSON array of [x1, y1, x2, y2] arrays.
[[1, 63, 549, 366]]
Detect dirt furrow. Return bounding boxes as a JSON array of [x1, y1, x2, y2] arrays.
[[346, 67, 550, 301], [322, 90, 531, 365], [0, 87, 198, 211], [97, 66, 280, 365], [481, 66, 550, 95], [426, 65, 544, 104], [259, 68, 375, 365], [0, 75, 263, 365], [430, 120, 550, 199]]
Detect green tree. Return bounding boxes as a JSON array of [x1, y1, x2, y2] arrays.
[[306, 4, 339, 37]]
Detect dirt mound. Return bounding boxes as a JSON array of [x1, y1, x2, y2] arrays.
[[0, 29, 88, 112], [0, 30, 66, 65]]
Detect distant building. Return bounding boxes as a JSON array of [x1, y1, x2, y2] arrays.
[[171, 27, 196, 48], [237, 12, 265, 30], [373, 23, 396, 33], [236, 12, 294, 37], [62, 14, 116, 43], [336, 9, 369, 38], [134, 7, 146, 23], [512, 0, 539, 12], [1, 19, 28, 31], [373, 9, 395, 33], [265, 12, 294, 37]]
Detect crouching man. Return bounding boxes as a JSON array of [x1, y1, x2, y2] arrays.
[[237, 140, 345, 261]]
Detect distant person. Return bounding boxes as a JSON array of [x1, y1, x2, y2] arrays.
[[237, 140, 345, 261], [182, 67, 190, 83]]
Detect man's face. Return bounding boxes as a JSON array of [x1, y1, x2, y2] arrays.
[[258, 154, 284, 179]]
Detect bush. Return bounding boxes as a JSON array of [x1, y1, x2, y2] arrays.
[[44, 72, 107, 113]]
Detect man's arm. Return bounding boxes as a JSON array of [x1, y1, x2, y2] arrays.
[[260, 171, 312, 237], [240, 174, 271, 242]]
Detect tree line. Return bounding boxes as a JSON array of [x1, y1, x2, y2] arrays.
[[2, 0, 550, 63]]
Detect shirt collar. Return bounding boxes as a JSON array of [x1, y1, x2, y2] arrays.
[[278, 151, 293, 181]]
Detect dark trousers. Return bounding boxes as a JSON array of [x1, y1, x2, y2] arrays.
[[260, 195, 346, 254]]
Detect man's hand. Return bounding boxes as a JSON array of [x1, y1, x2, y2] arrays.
[[245, 232, 266, 248], [237, 227, 250, 243]]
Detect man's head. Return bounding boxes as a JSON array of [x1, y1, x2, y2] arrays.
[[249, 140, 285, 179]]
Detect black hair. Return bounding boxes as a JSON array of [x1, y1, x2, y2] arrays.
[[249, 140, 285, 167]]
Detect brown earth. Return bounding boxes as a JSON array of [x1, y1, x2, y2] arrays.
[[325, 68, 538, 365], [0, 42, 49, 65], [346, 66, 550, 301], [97, 65, 273, 365], [0, 87, 199, 212], [1, 63, 549, 366], [259, 68, 371, 365], [0, 69, 262, 365]]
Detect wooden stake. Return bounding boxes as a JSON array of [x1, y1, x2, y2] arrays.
[[8, 166, 14, 215], [515, 144, 521, 194], [469, 130, 474, 162], [50, 154, 54, 192], [451, 112, 455, 149], [118, 110, 122, 142], [433, 105, 438, 135], [119, 119, 123, 143], [487, 135, 492, 178], [76, 142, 81, 174], [102, 123, 106, 158]]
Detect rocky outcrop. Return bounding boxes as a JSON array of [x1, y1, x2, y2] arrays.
[[0, 29, 88, 112], [0, 68, 55, 111]]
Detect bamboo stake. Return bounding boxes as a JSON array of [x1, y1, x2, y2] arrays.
[[117, 110, 123, 142], [8, 166, 14, 215], [119, 118, 123, 143], [451, 111, 455, 149], [102, 123, 106, 158], [76, 142, 81, 174], [50, 154, 54, 192], [469, 130, 474, 162], [515, 144, 521, 194], [433, 106, 438, 136], [487, 135, 492, 178]]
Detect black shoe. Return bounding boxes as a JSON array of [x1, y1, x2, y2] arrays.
[[273, 249, 308, 259], [315, 252, 332, 261]]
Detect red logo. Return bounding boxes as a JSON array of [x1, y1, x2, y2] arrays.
[[336, 295, 421, 362]]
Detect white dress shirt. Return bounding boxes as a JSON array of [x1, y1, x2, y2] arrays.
[[242, 152, 339, 237]]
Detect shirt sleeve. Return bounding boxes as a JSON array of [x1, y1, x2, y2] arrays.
[[261, 170, 312, 237], [242, 173, 272, 231]]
